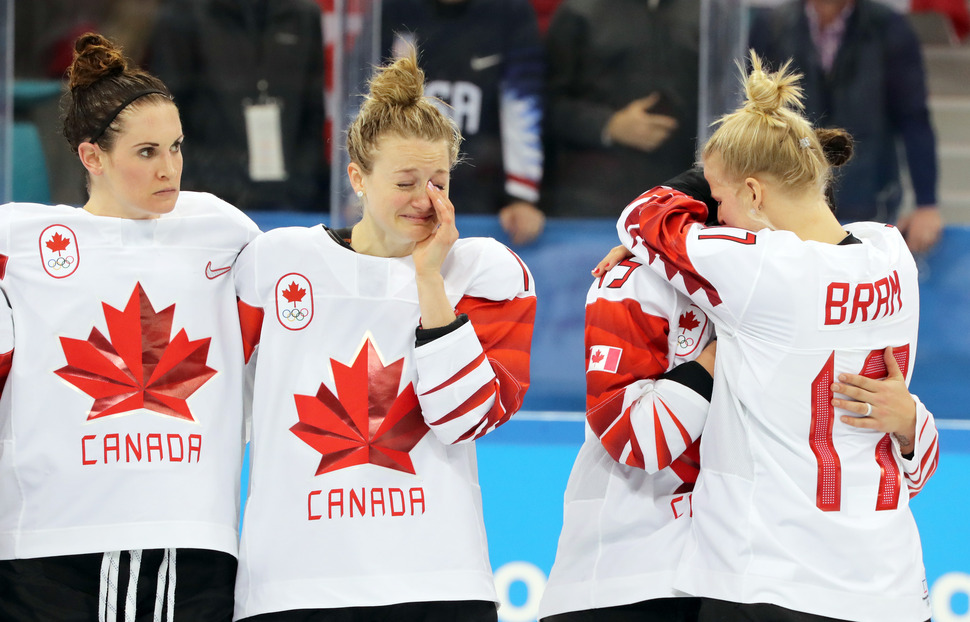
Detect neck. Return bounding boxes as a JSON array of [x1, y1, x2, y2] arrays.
[[350, 217, 414, 258], [809, 0, 852, 28], [83, 197, 137, 220], [774, 199, 846, 243]]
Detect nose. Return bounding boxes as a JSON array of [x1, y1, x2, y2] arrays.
[[157, 152, 179, 180], [412, 187, 433, 210]]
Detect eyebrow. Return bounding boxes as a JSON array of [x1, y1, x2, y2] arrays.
[[131, 136, 184, 148], [394, 167, 448, 175]]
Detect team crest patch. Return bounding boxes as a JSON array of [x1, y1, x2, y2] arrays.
[[588, 346, 622, 373], [40, 224, 79, 278], [275, 273, 313, 330], [674, 304, 708, 357]]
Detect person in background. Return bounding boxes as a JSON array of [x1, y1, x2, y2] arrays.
[[0, 33, 260, 621], [231, 49, 536, 621], [542, 0, 701, 217], [382, 0, 546, 245], [750, 0, 944, 252], [148, 0, 328, 212]]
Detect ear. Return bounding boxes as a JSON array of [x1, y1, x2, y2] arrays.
[[744, 177, 764, 210], [347, 162, 365, 195], [78, 142, 105, 176]]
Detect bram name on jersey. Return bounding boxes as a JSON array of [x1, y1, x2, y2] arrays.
[[822, 269, 903, 327]]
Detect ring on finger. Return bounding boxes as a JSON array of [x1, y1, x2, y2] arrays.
[[864, 402, 872, 417]]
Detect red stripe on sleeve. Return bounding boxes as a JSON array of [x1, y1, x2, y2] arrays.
[[622, 189, 722, 307], [427, 295, 535, 442], [237, 298, 264, 363], [0, 348, 11, 394]]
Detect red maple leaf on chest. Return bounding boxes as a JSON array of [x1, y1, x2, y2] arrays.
[[46, 232, 71, 255], [590, 350, 604, 364], [290, 339, 429, 476], [55, 283, 216, 421]]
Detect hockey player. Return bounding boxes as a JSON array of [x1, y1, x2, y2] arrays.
[[232, 49, 536, 621], [538, 254, 716, 622], [0, 34, 260, 620], [610, 53, 937, 621]]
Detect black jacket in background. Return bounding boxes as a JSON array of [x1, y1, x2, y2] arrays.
[[149, 0, 328, 213]]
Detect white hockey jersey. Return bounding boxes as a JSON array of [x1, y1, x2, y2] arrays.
[[617, 188, 938, 621], [0, 192, 260, 560], [539, 257, 714, 619], [232, 227, 536, 619]]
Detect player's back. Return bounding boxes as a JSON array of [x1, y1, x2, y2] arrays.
[[676, 221, 929, 621]]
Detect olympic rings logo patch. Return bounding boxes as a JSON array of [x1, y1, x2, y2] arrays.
[[275, 272, 313, 330], [40, 224, 80, 279], [674, 303, 709, 357]]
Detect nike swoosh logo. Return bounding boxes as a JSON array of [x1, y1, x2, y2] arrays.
[[205, 261, 232, 280], [470, 54, 502, 71]]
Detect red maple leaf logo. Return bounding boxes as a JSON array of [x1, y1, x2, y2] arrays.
[[290, 339, 428, 475], [282, 281, 306, 306], [590, 350, 604, 364], [679, 310, 700, 332], [55, 283, 216, 421], [46, 232, 71, 255]]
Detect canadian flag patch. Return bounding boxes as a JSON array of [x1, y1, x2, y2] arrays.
[[588, 346, 622, 373]]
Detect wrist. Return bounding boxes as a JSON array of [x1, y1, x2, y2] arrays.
[[893, 432, 915, 455]]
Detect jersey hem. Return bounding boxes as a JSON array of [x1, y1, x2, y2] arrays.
[[0, 521, 239, 559], [673, 566, 931, 622]]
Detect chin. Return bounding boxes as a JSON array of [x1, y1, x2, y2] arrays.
[[152, 192, 180, 213], [407, 222, 436, 238]]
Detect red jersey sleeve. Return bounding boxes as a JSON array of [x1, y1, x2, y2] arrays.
[[901, 395, 939, 498], [414, 293, 536, 445], [237, 298, 264, 364], [585, 259, 712, 474], [619, 187, 724, 308]]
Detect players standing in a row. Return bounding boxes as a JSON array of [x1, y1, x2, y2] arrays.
[[231, 49, 536, 621], [613, 53, 937, 621], [0, 34, 260, 620]]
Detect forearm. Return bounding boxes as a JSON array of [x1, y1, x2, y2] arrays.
[[415, 273, 456, 329]]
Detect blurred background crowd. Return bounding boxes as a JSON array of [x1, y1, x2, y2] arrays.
[[6, 0, 970, 252]]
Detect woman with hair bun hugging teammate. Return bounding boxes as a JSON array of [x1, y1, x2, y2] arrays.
[[541, 164, 936, 622], [231, 48, 535, 622], [604, 52, 937, 622], [0, 33, 260, 621]]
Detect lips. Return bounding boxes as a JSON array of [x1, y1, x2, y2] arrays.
[[401, 213, 434, 224]]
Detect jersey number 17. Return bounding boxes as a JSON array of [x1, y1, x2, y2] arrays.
[[810, 345, 910, 512]]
